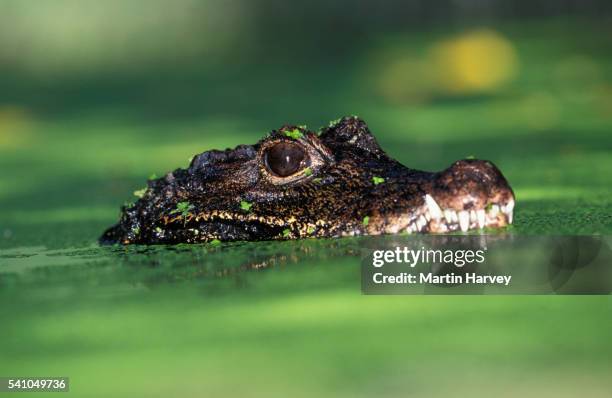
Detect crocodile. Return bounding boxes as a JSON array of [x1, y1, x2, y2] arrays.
[[100, 116, 515, 244]]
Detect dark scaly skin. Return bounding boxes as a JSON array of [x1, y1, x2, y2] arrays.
[[100, 117, 515, 244]]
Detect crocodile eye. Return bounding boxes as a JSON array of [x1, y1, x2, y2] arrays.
[[264, 142, 308, 177]]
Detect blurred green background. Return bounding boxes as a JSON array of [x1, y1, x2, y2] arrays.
[[1, 1, 611, 397]]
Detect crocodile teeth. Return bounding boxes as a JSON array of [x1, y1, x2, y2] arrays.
[[424, 194, 442, 219], [459, 211, 470, 232], [501, 199, 515, 215], [477, 209, 486, 228], [506, 199, 515, 213], [416, 216, 426, 231], [501, 199, 514, 224], [404, 197, 514, 233]]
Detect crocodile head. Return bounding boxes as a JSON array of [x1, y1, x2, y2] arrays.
[[101, 117, 515, 244]]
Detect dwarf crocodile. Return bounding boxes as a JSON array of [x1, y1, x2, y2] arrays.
[[101, 117, 515, 244]]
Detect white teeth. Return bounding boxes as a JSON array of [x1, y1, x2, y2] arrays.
[[424, 194, 442, 219], [477, 209, 486, 228], [444, 209, 454, 223], [416, 215, 427, 231], [459, 211, 470, 232], [406, 198, 514, 233]]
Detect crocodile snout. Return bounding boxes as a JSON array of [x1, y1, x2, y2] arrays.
[[435, 159, 514, 211], [404, 159, 515, 233]]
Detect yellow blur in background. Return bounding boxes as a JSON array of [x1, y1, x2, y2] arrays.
[[430, 29, 518, 94], [374, 29, 518, 103]]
